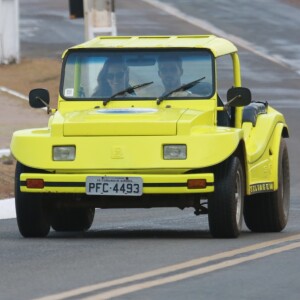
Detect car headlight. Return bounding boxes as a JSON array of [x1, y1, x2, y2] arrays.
[[163, 144, 187, 160], [53, 146, 76, 161]]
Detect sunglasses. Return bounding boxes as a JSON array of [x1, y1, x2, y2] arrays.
[[107, 71, 126, 80]]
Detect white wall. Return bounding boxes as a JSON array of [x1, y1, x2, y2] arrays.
[[0, 0, 20, 64]]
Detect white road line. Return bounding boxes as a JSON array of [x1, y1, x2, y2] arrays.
[[0, 86, 48, 111], [142, 0, 300, 74], [0, 198, 16, 220], [0, 86, 28, 101], [34, 234, 300, 300], [85, 242, 300, 300]]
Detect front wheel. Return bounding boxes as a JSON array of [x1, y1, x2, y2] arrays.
[[208, 156, 245, 238], [15, 162, 51, 237], [51, 207, 95, 232]]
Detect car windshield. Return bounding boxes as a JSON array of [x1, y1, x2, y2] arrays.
[[61, 49, 214, 100]]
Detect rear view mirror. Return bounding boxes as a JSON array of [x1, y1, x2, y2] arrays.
[[126, 57, 156, 66], [226, 87, 251, 107], [29, 88, 50, 108]]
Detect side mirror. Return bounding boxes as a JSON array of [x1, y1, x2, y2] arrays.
[[226, 87, 251, 107], [29, 88, 50, 109]]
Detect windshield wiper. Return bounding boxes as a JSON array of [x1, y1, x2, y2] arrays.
[[156, 77, 205, 105], [103, 81, 154, 106]]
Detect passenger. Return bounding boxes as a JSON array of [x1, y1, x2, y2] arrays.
[[93, 58, 132, 97]]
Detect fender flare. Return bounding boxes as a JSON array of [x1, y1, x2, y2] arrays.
[[269, 123, 289, 191]]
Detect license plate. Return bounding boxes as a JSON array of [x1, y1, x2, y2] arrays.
[[86, 176, 143, 196]]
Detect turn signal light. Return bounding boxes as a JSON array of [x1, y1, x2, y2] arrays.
[[26, 179, 45, 189], [187, 179, 207, 189]]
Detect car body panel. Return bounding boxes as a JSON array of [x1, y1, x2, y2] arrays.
[[19, 172, 214, 194], [11, 125, 242, 172], [11, 35, 289, 201], [66, 35, 238, 57]]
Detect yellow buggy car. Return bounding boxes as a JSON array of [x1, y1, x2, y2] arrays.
[[11, 35, 290, 238]]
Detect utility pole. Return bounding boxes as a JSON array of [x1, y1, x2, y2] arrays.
[[83, 0, 117, 41], [0, 0, 20, 64]]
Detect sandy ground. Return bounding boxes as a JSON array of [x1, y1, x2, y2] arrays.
[[0, 58, 60, 199]]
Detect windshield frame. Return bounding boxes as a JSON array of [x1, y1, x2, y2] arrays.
[[59, 48, 215, 102]]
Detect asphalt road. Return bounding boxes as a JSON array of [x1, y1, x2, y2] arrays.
[[1, 0, 300, 299]]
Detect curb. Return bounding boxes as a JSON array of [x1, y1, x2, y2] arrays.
[[0, 198, 16, 220], [0, 148, 11, 158]]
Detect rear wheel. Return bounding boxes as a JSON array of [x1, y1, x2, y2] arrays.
[[15, 162, 51, 237], [244, 139, 290, 232], [208, 156, 245, 238], [51, 206, 95, 232]]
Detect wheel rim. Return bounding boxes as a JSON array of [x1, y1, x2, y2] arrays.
[[235, 169, 242, 226]]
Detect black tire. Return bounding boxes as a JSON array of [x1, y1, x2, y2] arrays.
[[208, 156, 245, 238], [51, 207, 95, 232], [15, 162, 51, 237], [244, 139, 290, 232]]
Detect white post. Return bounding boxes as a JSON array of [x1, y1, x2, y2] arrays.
[[84, 0, 117, 41], [0, 0, 20, 64]]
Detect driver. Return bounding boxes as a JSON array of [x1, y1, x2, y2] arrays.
[[157, 55, 192, 97], [157, 55, 211, 98]]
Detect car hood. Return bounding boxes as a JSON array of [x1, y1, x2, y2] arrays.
[[62, 107, 214, 136]]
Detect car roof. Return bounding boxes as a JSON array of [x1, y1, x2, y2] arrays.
[[66, 35, 237, 58]]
